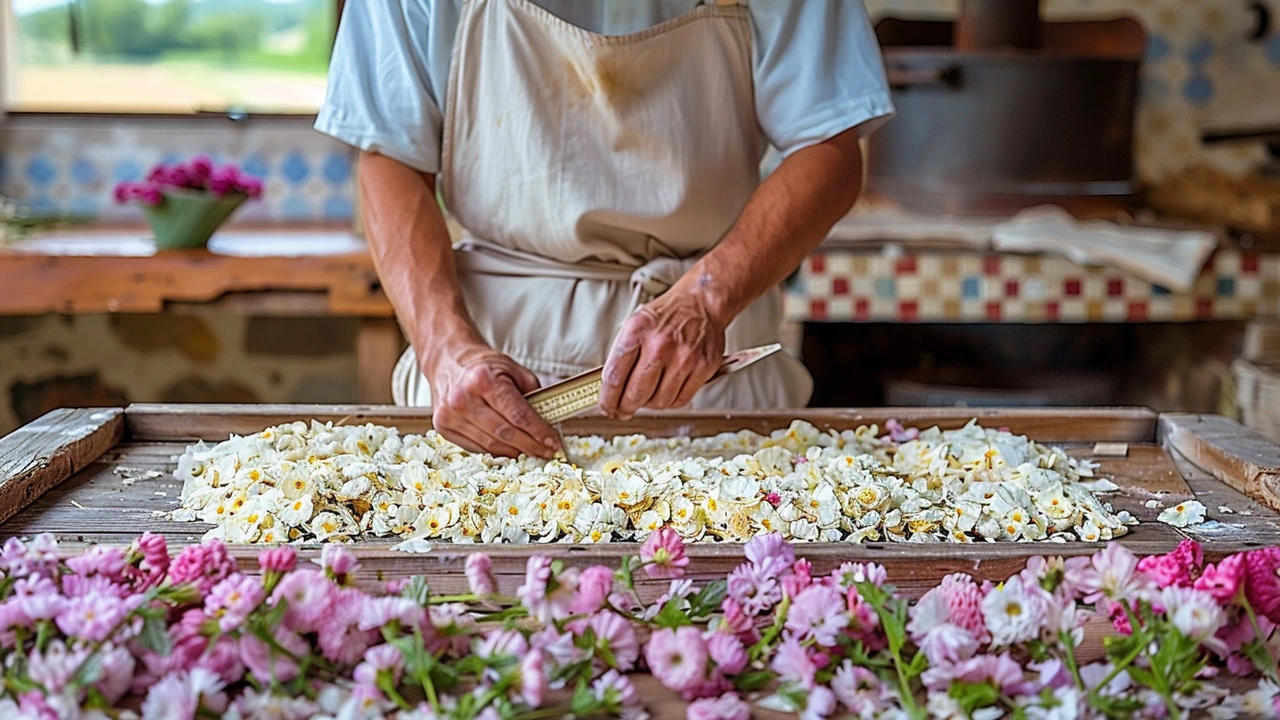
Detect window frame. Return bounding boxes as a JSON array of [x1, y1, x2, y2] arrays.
[[0, 0, 345, 120]]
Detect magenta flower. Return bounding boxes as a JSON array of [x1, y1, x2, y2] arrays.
[[1243, 547, 1280, 622], [727, 560, 783, 616], [530, 625, 583, 673], [770, 634, 817, 688], [917, 623, 979, 666], [167, 541, 237, 595], [587, 610, 639, 671], [688, 693, 750, 720], [571, 565, 615, 614], [645, 626, 709, 693], [205, 574, 265, 632], [1137, 539, 1204, 588], [465, 554, 498, 596], [705, 630, 748, 675], [744, 532, 794, 568], [800, 686, 837, 720], [357, 596, 426, 632], [257, 546, 297, 575], [781, 558, 813, 598], [134, 532, 170, 579], [518, 650, 546, 707], [922, 652, 1028, 695], [718, 597, 756, 638], [640, 528, 689, 579], [831, 661, 885, 715], [786, 584, 847, 647], [1195, 553, 1245, 604]]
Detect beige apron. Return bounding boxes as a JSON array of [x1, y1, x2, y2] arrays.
[[392, 0, 813, 409]]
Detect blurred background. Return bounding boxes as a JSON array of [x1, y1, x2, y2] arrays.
[[0, 0, 1278, 439]]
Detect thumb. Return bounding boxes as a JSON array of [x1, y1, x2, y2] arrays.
[[504, 362, 542, 394]]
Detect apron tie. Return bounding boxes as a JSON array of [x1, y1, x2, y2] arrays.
[[627, 256, 697, 311]]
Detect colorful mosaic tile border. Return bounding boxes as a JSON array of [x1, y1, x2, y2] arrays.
[[786, 250, 1280, 323]]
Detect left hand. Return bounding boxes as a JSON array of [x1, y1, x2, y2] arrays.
[[598, 288, 727, 420]]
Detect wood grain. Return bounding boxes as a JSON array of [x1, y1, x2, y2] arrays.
[[124, 404, 1158, 443], [0, 408, 123, 526], [355, 318, 405, 406], [1160, 413, 1280, 513]]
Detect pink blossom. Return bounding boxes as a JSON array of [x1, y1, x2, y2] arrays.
[[706, 630, 748, 675], [142, 669, 227, 720], [592, 669, 638, 707], [530, 625, 583, 673], [786, 584, 847, 647], [238, 175, 265, 199], [781, 558, 813, 598], [832, 661, 884, 715], [727, 560, 783, 616], [1195, 553, 1245, 603], [272, 569, 333, 632], [384, 578, 410, 594], [572, 565, 615, 614], [197, 636, 246, 685], [770, 634, 817, 688], [718, 597, 756, 638], [517, 556, 578, 624], [764, 492, 782, 507], [15, 576, 64, 622], [845, 587, 883, 649], [25, 640, 87, 694], [744, 532, 794, 568], [168, 541, 237, 595], [258, 546, 297, 575], [919, 623, 979, 666], [98, 643, 136, 705], [188, 155, 214, 184], [240, 627, 308, 683], [646, 626, 709, 693], [831, 561, 889, 588], [641, 528, 689, 579], [358, 596, 426, 632], [134, 532, 170, 579], [518, 650, 546, 707], [801, 686, 837, 720], [112, 182, 134, 204], [317, 588, 377, 665], [205, 574, 265, 632], [922, 652, 1028, 695], [319, 543, 361, 580], [588, 610, 639, 671], [1075, 543, 1147, 604], [354, 643, 406, 687], [884, 418, 919, 443], [66, 545, 127, 579], [1, 535, 58, 579], [688, 693, 750, 720], [54, 594, 129, 642], [465, 554, 498, 596], [1137, 539, 1203, 588], [1244, 547, 1280, 622], [475, 628, 528, 660]]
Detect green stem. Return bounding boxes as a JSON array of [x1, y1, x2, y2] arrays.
[[748, 597, 790, 661], [1087, 636, 1146, 707], [1243, 600, 1280, 683], [1059, 630, 1085, 690]]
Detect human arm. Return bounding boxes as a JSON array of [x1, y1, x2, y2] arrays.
[[358, 152, 559, 457]]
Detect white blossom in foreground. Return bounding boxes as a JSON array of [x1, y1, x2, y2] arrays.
[[171, 419, 1136, 545]]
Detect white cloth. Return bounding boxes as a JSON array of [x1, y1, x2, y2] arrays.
[[316, 0, 894, 171], [390, 0, 814, 409]]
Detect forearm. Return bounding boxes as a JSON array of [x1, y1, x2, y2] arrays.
[[357, 152, 484, 371], [671, 127, 864, 326]]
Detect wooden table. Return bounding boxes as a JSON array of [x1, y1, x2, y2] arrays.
[[0, 227, 402, 403], [2, 404, 1278, 598]]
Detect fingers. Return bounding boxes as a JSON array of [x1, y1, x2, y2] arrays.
[[671, 354, 721, 409], [599, 331, 641, 418], [617, 342, 671, 419], [434, 361, 559, 459], [481, 380, 561, 457], [505, 364, 542, 394], [650, 344, 712, 409]]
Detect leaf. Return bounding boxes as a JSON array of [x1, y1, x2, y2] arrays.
[[570, 678, 600, 715], [905, 649, 928, 677], [402, 576, 431, 607], [732, 670, 775, 692], [948, 681, 1000, 714], [617, 556, 635, 590], [1241, 639, 1280, 683], [1125, 666, 1155, 688], [688, 580, 728, 618], [70, 652, 104, 689], [138, 613, 173, 656], [653, 598, 693, 629]]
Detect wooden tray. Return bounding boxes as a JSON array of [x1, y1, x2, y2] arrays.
[[1, 404, 1279, 597]]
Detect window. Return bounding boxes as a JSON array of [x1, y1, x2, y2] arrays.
[[4, 0, 335, 114]]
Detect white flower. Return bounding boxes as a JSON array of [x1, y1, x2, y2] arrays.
[[278, 494, 313, 527], [982, 577, 1047, 646], [1158, 500, 1207, 528], [1163, 586, 1226, 644]]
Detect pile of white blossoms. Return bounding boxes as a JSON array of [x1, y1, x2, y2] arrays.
[[171, 419, 1135, 545]]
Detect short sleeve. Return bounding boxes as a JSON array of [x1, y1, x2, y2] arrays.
[[749, 1, 895, 157], [314, 0, 453, 173]]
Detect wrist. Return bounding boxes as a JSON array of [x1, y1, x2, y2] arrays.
[[671, 267, 740, 329], [415, 312, 488, 378]]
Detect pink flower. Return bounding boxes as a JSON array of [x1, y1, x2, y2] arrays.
[[168, 541, 237, 595], [646, 626, 709, 693], [727, 560, 783, 616], [317, 588, 376, 665], [1075, 543, 1147, 604], [517, 556, 578, 624], [688, 693, 750, 720], [1108, 600, 1133, 635], [319, 543, 361, 580], [518, 650, 545, 707], [641, 528, 689, 579], [718, 597, 756, 639], [764, 492, 782, 507], [209, 165, 239, 197], [1137, 539, 1203, 588], [240, 627, 308, 683], [141, 669, 226, 720], [845, 588, 883, 650], [918, 623, 979, 666], [1162, 586, 1226, 647], [831, 561, 889, 588], [922, 652, 1028, 695], [188, 155, 214, 184], [1244, 547, 1280, 623], [475, 628, 528, 660], [801, 686, 837, 720], [832, 662, 884, 715], [25, 640, 87, 694], [272, 569, 333, 632], [134, 532, 170, 579], [258, 546, 297, 575], [1195, 554, 1246, 604], [98, 643, 136, 704], [238, 175, 265, 199], [196, 636, 245, 685], [54, 594, 129, 642], [572, 565, 615, 614], [205, 574, 265, 632], [358, 596, 425, 632], [706, 630, 748, 675], [16, 576, 64, 622], [465, 554, 498, 596], [354, 643, 405, 686], [884, 418, 919, 443], [786, 584, 847, 647], [781, 558, 813, 598], [592, 669, 638, 707], [587, 610, 639, 671], [770, 634, 817, 688], [112, 182, 134, 204], [530, 626, 583, 672], [744, 533, 794, 568]]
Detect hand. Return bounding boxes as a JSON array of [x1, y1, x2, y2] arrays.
[[424, 342, 561, 459], [599, 288, 726, 420]]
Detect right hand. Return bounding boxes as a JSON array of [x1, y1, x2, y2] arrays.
[[424, 342, 561, 459]]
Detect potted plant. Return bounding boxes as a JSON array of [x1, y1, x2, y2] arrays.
[[113, 156, 263, 250]]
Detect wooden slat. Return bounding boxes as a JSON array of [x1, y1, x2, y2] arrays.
[[125, 404, 1158, 443], [0, 408, 123, 526], [1170, 446, 1280, 551], [1160, 413, 1280, 513]]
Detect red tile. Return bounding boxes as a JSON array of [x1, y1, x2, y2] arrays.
[[809, 299, 827, 320], [1106, 278, 1124, 297], [1243, 253, 1259, 273], [1005, 280, 1019, 297], [1127, 301, 1148, 321], [895, 256, 917, 274], [809, 255, 825, 273], [899, 300, 918, 322], [1045, 302, 1060, 321], [855, 298, 870, 320], [1196, 298, 1213, 318], [831, 278, 850, 295], [985, 302, 1002, 321], [1064, 279, 1082, 296], [983, 256, 1001, 276]]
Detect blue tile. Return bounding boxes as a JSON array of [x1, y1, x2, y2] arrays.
[[323, 195, 353, 220], [281, 195, 314, 220], [241, 153, 269, 179], [1146, 34, 1170, 63], [1267, 35, 1280, 67], [874, 277, 895, 299], [71, 158, 100, 185], [322, 152, 352, 185], [1217, 277, 1235, 296], [25, 156, 56, 185], [281, 151, 311, 184], [112, 159, 142, 183], [1183, 74, 1214, 105], [1184, 38, 1214, 66], [1152, 284, 1171, 295], [961, 276, 981, 299]]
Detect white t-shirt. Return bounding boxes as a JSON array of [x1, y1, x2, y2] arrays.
[[315, 0, 894, 173]]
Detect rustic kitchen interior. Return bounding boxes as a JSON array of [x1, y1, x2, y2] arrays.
[[2, 0, 1280, 718]]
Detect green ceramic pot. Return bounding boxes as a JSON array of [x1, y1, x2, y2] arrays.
[[142, 189, 248, 250]]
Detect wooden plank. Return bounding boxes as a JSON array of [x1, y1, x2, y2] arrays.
[[124, 404, 1158, 443], [356, 317, 404, 404], [1160, 413, 1280, 513], [1169, 446, 1280, 551], [0, 408, 123, 526]]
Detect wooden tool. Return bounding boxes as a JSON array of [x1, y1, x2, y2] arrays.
[[523, 344, 782, 425]]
